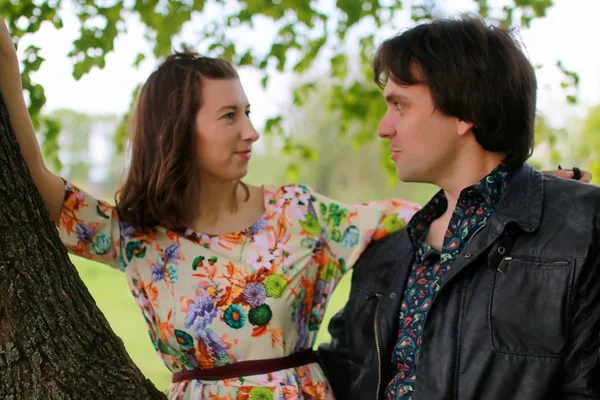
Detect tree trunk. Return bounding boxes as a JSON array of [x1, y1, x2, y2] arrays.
[[0, 95, 167, 399]]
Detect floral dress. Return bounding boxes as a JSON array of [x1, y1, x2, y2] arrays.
[[58, 181, 420, 399]]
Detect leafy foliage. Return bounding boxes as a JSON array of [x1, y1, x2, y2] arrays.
[[575, 105, 600, 184], [0, 0, 569, 177]]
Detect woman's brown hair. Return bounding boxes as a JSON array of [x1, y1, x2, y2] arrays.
[[116, 50, 239, 231]]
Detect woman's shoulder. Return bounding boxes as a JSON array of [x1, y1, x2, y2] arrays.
[[261, 183, 317, 209], [262, 183, 313, 195]]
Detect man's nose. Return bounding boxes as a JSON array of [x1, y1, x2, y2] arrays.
[[377, 111, 395, 138]]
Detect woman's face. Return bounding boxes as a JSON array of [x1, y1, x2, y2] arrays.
[[194, 78, 259, 183]]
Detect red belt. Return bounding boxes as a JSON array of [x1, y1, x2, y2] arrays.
[[172, 349, 318, 383]]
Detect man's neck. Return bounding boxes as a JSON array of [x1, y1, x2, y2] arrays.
[[421, 150, 505, 251], [436, 151, 505, 213]]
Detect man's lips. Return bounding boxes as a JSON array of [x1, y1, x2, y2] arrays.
[[390, 149, 402, 160], [235, 150, 252, 160]]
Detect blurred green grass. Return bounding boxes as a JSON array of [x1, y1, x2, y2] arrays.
[[73, 255, 351, 391]]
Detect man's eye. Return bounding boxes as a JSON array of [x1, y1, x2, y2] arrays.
[[395, 102, 403, 111]]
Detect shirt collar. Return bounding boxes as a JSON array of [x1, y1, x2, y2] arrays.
[[406, 162, 512, 245], [461, 162, 512, 208]]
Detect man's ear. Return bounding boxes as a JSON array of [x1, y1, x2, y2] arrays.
[[457, 120, 474, 136]]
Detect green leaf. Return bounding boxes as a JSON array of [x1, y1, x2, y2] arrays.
[[330, 53, 347, 78], [135, 247, 147, 259], [126, 241, 145, 262], [337, 0, 363, 26], [285, 163, 300, 182], [134, 53, 146, 67], [320, 203, 327, 217], [265, 116, 282, 135], [192, 256, 205, 271], [261, 75, 269, 89], [330, 229, 342, 242], [299, 145, 316, 161], [299, 213, 321, 235], [222, 43, 235, 61], [97, 204, 110, 220], [293, 37, 326, 73], [269, 43, 287, 72], [156, 340, 174, 355], [39, 116, 61, 172], [238, 51, 254, 66]]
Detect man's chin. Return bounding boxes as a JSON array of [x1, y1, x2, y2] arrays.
[[397, 177, 418, 183], [395, 168, 418, 183]]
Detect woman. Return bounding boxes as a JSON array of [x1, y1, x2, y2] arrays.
[[0, 19, 589, 399]]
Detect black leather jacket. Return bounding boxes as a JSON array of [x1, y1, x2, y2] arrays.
[[318, 164, 600, 400]]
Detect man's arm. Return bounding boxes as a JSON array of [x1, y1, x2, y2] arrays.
[[317, 232, 387, 399], [318, 230, 409, 399], [561, 224, 600, 398], [317, 307, 352, 400]]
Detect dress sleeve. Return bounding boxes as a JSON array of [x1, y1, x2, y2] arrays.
[[57, 179, 128, 270], [305, 187, 421, 281]]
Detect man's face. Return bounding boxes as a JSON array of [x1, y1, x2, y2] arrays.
[[377, 78, 467, 184]]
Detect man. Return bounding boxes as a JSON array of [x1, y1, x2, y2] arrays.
[[318, 16, 600, 399]]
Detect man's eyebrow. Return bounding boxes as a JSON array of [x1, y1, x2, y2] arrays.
[[385, 93, 410, 103]]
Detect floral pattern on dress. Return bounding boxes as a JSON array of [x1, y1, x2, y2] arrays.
[[58, 180, 421, 399]]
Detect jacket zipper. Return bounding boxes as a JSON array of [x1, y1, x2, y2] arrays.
[[373, 293, 383, 400], [498, 256, 568, 272]]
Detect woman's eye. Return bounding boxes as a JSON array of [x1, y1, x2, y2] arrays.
[[224, 112, 235, 120], [245, 110, 251, 117]]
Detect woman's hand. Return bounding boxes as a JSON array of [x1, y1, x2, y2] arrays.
[[544, 167, 592, 183]]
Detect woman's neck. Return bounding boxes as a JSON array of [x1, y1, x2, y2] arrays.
[[194, 178, 242, 228]]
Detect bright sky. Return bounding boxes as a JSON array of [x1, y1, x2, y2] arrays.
[[16, 0, 600, 131]]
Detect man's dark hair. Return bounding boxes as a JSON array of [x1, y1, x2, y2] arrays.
[[373, 15, 537, 168]]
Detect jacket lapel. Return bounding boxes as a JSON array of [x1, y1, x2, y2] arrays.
[[378, 232, 415, 355], [437, 163, 544, 285]]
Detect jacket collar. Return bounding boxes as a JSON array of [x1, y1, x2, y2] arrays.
[[490, 163, 544, 233]]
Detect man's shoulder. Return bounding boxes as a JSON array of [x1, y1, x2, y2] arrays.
[[366, 229, 411, 257], [543, 173, 600, 198], [353, 229, 412, 275], [542, 175, 600, 223]]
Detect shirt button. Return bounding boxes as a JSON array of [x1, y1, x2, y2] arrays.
[[498, 246, 507, 255], [464, 252, 473, 258], [390, 292, 396, 299]]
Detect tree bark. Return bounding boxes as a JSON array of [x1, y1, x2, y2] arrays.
[[0, 95, 167, 399]]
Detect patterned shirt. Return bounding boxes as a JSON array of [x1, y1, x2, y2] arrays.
[[385, 163, 512, 399]]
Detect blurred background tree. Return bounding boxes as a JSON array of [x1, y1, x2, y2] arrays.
[[1, 0, 584, 176]]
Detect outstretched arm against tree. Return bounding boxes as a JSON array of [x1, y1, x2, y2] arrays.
[[0, 17, 65, 224]]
